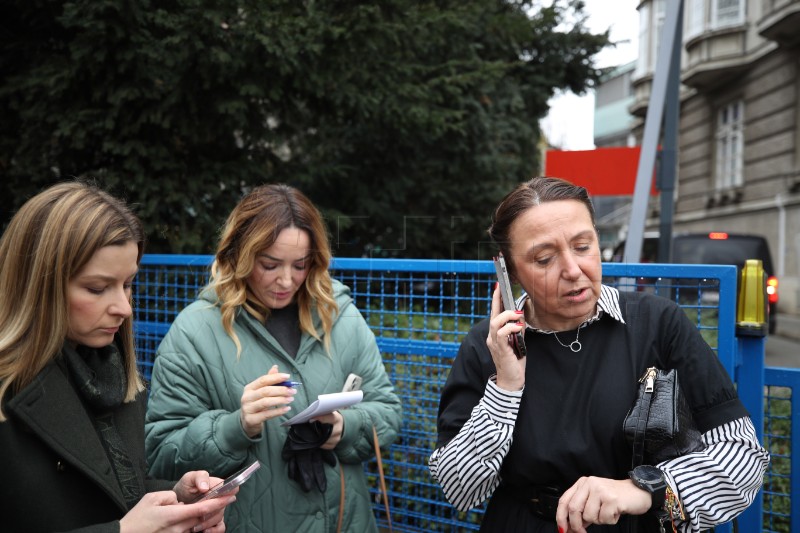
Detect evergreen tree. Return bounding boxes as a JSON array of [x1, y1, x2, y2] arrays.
[[1, 0, 609, 258]]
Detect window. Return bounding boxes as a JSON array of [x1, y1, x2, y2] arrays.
[[635, 2, 651, 78], [685, 0, 744, 41], [634, 0, 666, 77], [715, 100, 744, 190], [650, 0, 666, 70], [687, 0, 706, 39], [712, 0, 745, 28], [639, 0, 744, 76]]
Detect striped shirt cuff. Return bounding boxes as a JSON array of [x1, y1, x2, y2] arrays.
[[483, 374, 523, 424], [428, 376, 523, 511], [659, 417, 770, 532]]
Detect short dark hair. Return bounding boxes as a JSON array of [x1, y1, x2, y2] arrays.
[[487, 176, 595, 272]]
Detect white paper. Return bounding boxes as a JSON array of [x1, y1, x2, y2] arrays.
[[281, 390, 364, 426]]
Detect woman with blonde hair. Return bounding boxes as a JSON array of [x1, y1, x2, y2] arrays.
[[145, 183, 401, 532], [0, 181, 237, 532]]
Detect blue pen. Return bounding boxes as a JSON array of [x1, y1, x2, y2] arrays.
[[278, 381, 303, 388]]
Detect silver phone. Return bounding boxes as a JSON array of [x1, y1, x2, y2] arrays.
[[194, 459, 261, 502], [493, 255, 527, 359], [342, 373, 363, 392]]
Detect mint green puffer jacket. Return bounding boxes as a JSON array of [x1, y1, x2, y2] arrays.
[[144, 279, 402, 532]]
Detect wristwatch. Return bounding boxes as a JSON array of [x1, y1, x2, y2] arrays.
[[628, 465, 667, 514]]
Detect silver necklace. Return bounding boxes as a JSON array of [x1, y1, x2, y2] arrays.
[[553, 326, 582, 352]]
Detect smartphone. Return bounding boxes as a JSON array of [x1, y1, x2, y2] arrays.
[[342, 373, 363, 393], [193, 459, 261, 502], [493, 255, 527, 359]]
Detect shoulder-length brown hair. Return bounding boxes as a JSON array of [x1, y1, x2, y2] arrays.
[[487, 176, 596, 276], [208, 183, 338, 355], [0, 181, 146, 420]]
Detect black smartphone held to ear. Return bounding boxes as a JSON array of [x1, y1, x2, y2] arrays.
[[493, 254, 527, 359]]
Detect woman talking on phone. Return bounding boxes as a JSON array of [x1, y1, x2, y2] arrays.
[[428, 177, 769, 533], [144, 184, 401, 532], [0, 181, 236, 532]]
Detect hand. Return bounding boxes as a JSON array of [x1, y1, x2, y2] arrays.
[[172, 470, 224, 504], [119, 490, 235, 533], [486, 283, 527, 390], [240, 365, 297, 438], [556, 476, 651, 533], [313, 410, 344, 450]]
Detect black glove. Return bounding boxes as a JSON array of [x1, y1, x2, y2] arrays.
[[281, 421, 337, 492]]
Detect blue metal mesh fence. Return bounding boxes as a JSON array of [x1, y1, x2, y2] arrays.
[[762, 368, 798, 533], [133, 256, 793, 532]]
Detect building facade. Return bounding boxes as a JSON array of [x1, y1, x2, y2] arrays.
[[628, 0, 800, 323], [594, 61, 638, 148]]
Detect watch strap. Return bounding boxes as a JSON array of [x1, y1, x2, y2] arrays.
[[629, 466, 667, 514]]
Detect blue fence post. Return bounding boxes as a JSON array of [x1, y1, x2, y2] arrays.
[[732, 259, 768, 533], [735, 335, 766, 533], [764, 367, 800, 533]]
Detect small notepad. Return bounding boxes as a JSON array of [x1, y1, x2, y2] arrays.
[[281, 390, 364, 426]]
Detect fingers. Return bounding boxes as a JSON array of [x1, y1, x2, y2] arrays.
[[240, 366, 298, 436], [240, 400, 292, 438], [141, 490, 180, 506], [243, 366, 291, 391], [556, 477, 628, 533], [187, 506, 228, 533], [173, 470, 212, 503], [202, 521, 227, 533], [558, 479, 589, 533], [490, 282, 503, 318], [189, 494, 236, 525], [490, 283, 525, 320], [241, 392, 295, 415], [489, 285, 525, 342], [317, 411, 343, 450], [121, 492, 232, 533], [242, 365, 297, 412], [187, 470, 211, 493], [486, 285, 527, 390]]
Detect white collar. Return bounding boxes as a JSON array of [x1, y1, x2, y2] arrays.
[[518, 284, 626, 333]]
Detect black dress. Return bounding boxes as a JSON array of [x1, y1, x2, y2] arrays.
[[436, 290, 748, 533]]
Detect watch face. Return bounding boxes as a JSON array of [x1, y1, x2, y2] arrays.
[[634, 466, 663, 483]]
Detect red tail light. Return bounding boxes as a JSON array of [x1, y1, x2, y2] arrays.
[[766, 275, 778, 304], [708, 232, 729, 240]]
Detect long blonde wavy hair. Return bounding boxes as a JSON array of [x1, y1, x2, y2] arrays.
[[0, 181, 146, 421], [208, 184, 338, 355]]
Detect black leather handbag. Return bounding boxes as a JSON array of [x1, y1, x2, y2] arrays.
[[623, 367, 705, 467]]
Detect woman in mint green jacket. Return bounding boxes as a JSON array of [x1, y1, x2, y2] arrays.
[[145, 184, 402, 533]]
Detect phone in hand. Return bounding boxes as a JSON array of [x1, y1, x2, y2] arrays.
[[192, 460, 261, 502], [493, 254, 527, 359], [342, 373, 363, 392]]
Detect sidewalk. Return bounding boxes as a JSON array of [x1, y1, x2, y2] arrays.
[[775, 313, 800, 341]]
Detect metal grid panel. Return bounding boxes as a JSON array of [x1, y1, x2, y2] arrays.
[[133, 256, 786, 532], [135, 255, 212, 377], [762, 368, 799, 533], [331, 262, 493, 531]]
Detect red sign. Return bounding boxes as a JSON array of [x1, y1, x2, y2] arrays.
[[544, 147, 658, 196]]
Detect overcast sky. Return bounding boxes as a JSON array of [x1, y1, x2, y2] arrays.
[[539, 0, 640, 150]]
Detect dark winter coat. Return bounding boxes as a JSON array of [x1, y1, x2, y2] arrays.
[[1, 361, 173, 533]]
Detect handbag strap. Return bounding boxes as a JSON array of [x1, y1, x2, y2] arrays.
[[372, 425, 393, 533], [631, 382, 654, 468], [335, 426, 391, 533], [336, 465, 345, 533]]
